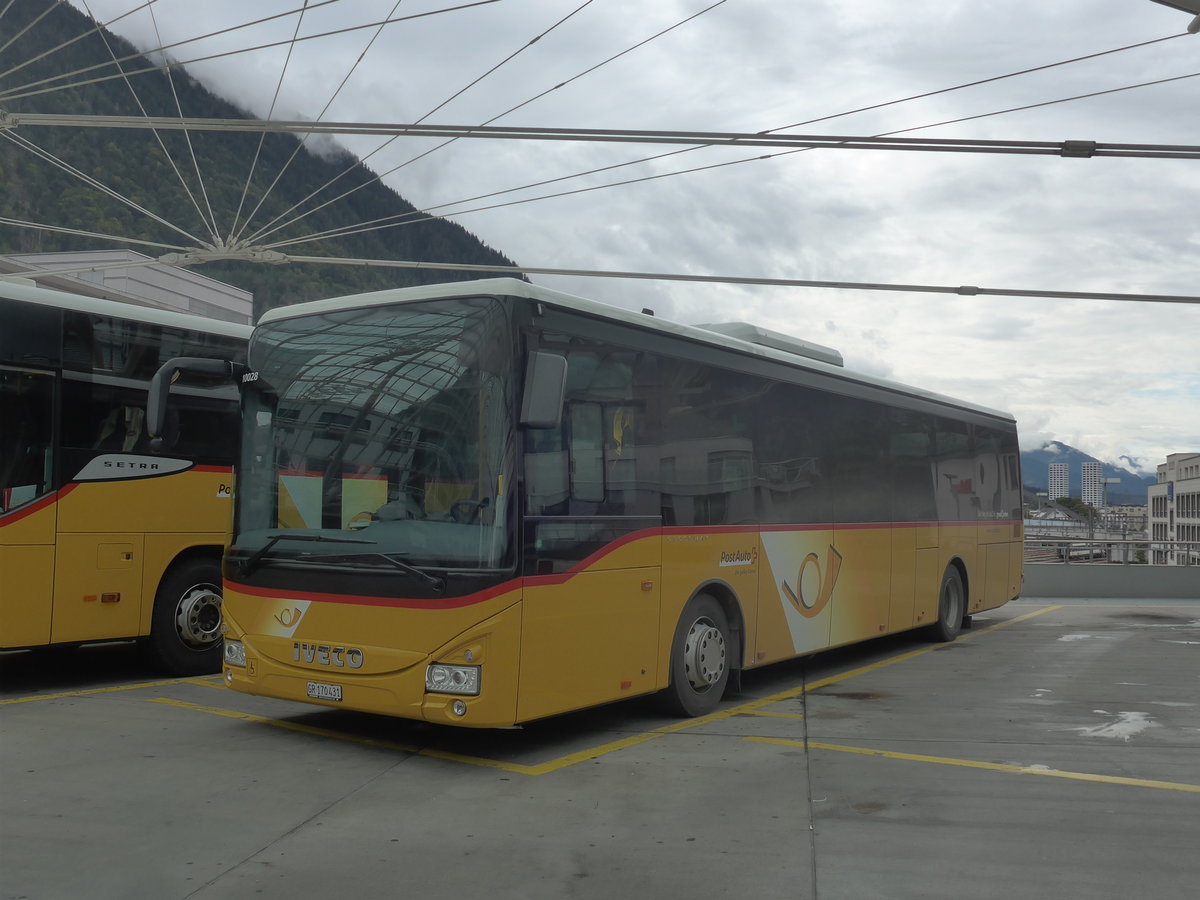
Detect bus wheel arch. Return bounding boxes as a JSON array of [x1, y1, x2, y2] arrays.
[[658, 584, 743, 718], [926, 560, 967, 643], [146, 550, 224, 675]]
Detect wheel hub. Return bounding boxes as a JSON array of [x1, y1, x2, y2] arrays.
[[683, 617, 726, 691], [175, 584, 222, 648]]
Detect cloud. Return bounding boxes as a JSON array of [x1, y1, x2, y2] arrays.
[[47, 0, 1200, 469]]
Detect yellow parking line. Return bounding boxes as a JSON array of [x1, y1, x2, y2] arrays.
[[741, 709, 806, 720], [746, 736, 1200, 794], [151, 696, 739, 775], [0, 675, 219, 706], [150, 606, 1065, 775], [151, 697, 427, 754]]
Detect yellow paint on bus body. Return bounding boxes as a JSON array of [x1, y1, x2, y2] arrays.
[[223, 521, 1020, 728], [0, 469, 232, 649]]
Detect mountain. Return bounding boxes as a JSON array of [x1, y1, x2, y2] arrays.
[[0, 1, 518, 317], [1020, 441, 1153, 506]]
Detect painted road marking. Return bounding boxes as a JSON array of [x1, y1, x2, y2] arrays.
[[150, 606, 1065, 775], [0, 675, 219, 706], [746, 736, 1200, 795]]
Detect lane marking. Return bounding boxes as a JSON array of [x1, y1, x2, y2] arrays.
[[151, 606, 1065, 775], [0, 675, 219, 706], [746, 736, 1200, 794], [741, 709, 806, 720]]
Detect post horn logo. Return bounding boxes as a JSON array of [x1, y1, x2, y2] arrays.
[[781, 545, 843, 618], [275, 607, 303, 628]]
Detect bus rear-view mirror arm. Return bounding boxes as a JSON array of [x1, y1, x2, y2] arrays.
[[520, 350, 567, 429], [147, 357, 247, 452]]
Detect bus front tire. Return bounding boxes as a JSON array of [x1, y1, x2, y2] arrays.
[[927, 566, 965, 643], [147, 558, 224, 676], [658, 594, 731, 718]]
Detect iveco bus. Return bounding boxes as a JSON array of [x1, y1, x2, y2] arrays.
[[148, 278, 1021, 724]]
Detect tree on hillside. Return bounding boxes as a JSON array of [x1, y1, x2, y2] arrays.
[[1054, 497, 1098, 520]]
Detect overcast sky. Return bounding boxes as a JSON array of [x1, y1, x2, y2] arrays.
[[47, 0, 1200, 471]]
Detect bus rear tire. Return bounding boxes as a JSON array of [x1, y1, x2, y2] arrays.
[[658, 594, 731, 718], [927, 566, 965, 643], [147, 557, 223, 675]]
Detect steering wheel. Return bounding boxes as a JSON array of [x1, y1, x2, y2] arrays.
[[450, 498, 489, 524]]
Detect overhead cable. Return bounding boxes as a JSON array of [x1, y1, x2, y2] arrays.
[[8, 112, 1196, 158], [237, 0, 729, 249], [0, 0, 500, 102], [156, 251, 1197, 306]]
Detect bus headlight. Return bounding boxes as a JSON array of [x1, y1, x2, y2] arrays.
[[224, 639, 246, 667], [425, 663, 480, 696]]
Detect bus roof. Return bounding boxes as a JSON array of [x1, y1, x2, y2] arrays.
[[257, 277, 1015, 423], [0, 277, 253, 340]]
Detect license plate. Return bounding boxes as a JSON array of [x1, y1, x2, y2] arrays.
[[306, 681, 342, 702]]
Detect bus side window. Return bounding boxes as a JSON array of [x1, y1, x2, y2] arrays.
[[60, 379, 148, 474], [568, 401, 605, 502], [889, 408, 937, 522], [0, 370, 55, 510], [170, 392, 240, 464]]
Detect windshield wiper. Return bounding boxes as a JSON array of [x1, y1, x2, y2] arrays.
[[373, 553, 446, 593], [239, 533, 376, 576]]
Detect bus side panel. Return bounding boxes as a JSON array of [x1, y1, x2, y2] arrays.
[[829, 525, 892, 647], [56, 470, 234, 534], [656, 530, 760, 687], [888, 527, 917, 633], [51, 533, 145, 643], [0, 545, 55, 646], [938, 524, 978, 612], [756, 528, 835, 663], [912, 547, 943, 628], [977, 521, 1011, 613], [518, 564, 661, 723], [1009, 527, 1024, 601], [0, 500, 57, 647]]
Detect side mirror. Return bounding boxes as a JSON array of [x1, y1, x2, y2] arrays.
[[147, 357, 245, 452], [519, 351, 567, 429]]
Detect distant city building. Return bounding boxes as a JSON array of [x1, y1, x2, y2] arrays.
[[1147, 452, 1200, 566], [0, 249, 252, 324], [1081, 461, 1104, 509], [1100, 504, 1147, 536], [1048, 463, 1069, 501]]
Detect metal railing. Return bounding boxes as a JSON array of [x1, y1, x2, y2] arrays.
[[1024, 537, 1200, 566]]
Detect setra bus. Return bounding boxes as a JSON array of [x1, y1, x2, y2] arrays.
[[148, 278, 1022, 725], [1, 278, 250, 674]]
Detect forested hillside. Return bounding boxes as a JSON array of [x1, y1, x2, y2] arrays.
[[0, 1, 519, 315]]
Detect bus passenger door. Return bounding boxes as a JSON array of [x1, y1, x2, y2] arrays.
[[0, 369, 56, 647], [518, 519, 661, 722]]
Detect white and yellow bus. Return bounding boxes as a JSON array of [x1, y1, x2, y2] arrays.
[[150, 278, 1021, 725], [1, 279, 249, 674]]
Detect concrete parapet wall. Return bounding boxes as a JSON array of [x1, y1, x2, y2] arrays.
[[1024, 563, 1200, 599]]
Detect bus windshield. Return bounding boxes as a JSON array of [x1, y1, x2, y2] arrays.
[[233, 296, 514, 573]]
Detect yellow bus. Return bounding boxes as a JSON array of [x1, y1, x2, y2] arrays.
[[1, 279, 250, 674], [151, 278, 1021, 725]]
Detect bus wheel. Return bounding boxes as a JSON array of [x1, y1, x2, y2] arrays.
[[659, 594, 731, 718], [927, 566, 965, 643], [147, 558, 223, 675]]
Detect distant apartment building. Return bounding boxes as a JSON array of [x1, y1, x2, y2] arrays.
[[1100, 504, 1147, 536], [1048, 463, 1069, 501], [0, 249, 253, 324], [1147, 452, 1200, 565], [1081, 461, 1104, 509]]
